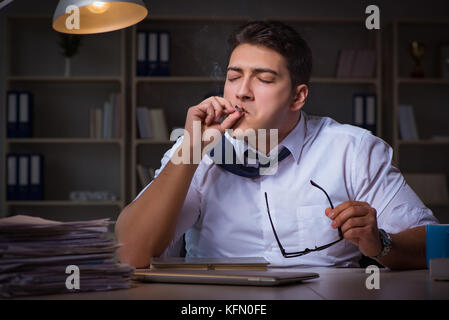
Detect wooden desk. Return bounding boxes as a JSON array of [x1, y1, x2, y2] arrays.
[[17, 267, 449, 300]]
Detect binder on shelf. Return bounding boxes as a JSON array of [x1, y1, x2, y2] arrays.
[[149, 108, 169, 140], [7, 91, 18, 138], [95, 108, 103, 139], [17, 91, 32, 138], [398, 105, 419, 140], [103, 101, 113, 139], [18, 154, 30, 201], [136, 31, 171, 76], [159, 32, 170, 76], [352, 94, 364, 127], [89, 108, 96, 138], [136, 106, 152, 138], [148, 32, 159, 75], [352, 93, 377, 135], [136, 31, 148, 76], [29, 154, 44, 201], [111, 93, 122, 138], [7, 154, 19, 201]]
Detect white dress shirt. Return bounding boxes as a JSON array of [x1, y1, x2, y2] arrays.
[[135, 111, 438, 267]]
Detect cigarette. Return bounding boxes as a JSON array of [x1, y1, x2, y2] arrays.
[[217, 105, 246, 124], [234, 105, 246, 113]]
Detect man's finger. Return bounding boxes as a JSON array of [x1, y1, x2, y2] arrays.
[[331, 205, 370, 229], [214, 96, 235, 114], [210, 98, 227, 123], [340, 216, 369, 234], [328, 200, 371, 219], [220, 110, 243, 130]]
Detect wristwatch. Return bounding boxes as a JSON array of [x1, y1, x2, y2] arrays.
[[371, 229, 392, 259]]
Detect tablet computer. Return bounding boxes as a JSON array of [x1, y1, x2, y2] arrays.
[[133, 269, 319, 286]]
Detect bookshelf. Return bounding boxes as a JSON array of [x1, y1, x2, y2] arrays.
[[392, 20, 449, 220], [130, 17, 382, 198], [1, 16, 127, 220]]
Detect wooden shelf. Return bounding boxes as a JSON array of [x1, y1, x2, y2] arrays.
[[140, 15, 251, 23], [397, 78, 449, 85], [8, 76, 123, 83], [6, 201, 124, 207], [398, 140, 449, 146], [135, 139, 174, 146], [310, 77, 378, 84], [265, 17, 365, 24], [6, 138, 123, 144], [136, 76, 225, 83]]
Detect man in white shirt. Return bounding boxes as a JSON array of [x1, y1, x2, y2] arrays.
[[115, 21, 438, 269]]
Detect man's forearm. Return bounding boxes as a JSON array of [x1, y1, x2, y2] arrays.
[[376, 226, 426, 270], [115, 146, 198, 267]]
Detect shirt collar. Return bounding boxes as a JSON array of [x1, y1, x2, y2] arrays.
[[280, 110, 306, 163], [224, 110, 307, 164]]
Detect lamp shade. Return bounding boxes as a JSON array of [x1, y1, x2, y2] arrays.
[[53, 0, 148, 34]]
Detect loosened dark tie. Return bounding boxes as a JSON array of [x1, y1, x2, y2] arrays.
[[209, 135, 291, 178]]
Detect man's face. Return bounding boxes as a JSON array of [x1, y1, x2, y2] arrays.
[[223, 43, 297, 136]]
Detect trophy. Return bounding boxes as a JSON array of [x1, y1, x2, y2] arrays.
[[410, 41, 425, 78]]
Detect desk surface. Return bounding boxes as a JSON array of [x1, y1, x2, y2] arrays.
[[19, 267, 449, 300]]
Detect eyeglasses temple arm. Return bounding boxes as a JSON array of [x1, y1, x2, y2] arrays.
[[264, 192, 287, 256], [310, 180, 344, 239]]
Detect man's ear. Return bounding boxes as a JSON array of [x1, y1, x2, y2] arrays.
[[290, 84, 308, 111]]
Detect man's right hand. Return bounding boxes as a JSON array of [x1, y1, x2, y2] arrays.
[[182, 96, 244, 152]]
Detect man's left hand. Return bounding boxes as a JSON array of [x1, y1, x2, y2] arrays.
[[325, 201, 382, 257]]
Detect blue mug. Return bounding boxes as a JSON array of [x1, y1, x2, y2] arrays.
[[426, 224, 449, 267]]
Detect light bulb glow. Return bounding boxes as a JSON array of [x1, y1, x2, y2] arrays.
[[87, 1, 111, 14]]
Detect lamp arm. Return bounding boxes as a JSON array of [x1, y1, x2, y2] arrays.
[[0, 0, 15, 11]]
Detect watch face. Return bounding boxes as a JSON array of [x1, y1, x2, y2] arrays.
[[380, 229, 392, 246]]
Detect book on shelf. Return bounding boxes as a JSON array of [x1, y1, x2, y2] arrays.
[[136, 107, 169, 140], [89, 93, 122, 139], [404, 173, 449, 205], [398, 105, 419, 140], [137, 164, 155, 188], [336, 49, 376, 78], [136, 31, 171, 76], [146, 257, 270, 271], [352, 93, 377, 135], [7, 90, 33, 138], [7, 153, 44, 201]]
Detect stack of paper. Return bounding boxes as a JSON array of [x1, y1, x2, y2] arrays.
[[0, 215, 134, 298]]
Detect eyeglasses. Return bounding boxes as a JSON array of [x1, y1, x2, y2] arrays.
[[264, 180, 344, 258]]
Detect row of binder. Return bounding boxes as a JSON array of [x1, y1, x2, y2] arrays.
[[7, 153, 44, 201], [352, 94, 377, 135], [137, 31, 170, 76], [7, 91, 33, 138]]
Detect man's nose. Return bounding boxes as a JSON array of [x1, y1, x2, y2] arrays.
[[236, 77, 254, 101]]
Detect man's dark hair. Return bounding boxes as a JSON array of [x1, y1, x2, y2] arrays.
[[228, 20, 313, 88]]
